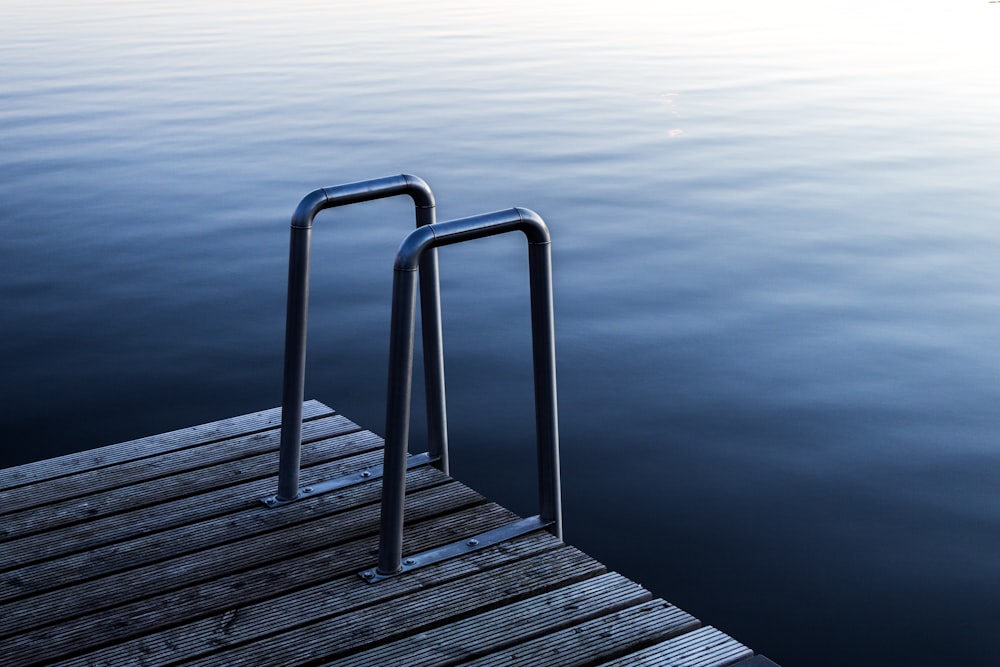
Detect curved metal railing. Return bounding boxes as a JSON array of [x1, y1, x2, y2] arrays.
[[267, 180, 563, 582], [369, 207, 562, 579], [269, 174, 450, 504]]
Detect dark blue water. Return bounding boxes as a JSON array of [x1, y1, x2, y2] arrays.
[[3, 1, 1000, 663]]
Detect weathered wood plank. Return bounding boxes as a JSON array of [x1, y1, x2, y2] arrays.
[[0, 400, 332, 490], [58, 532, 569, 667], [199, 556, 603, 667], [0, 419, 380, 541], [0, 450, 429, 602], [0, 404, 767, 667], [0, 440, 390, 571], [595, 625, 753, 667], [0, 478, 478, 639], [99, 541, 600, 667], [461, 599, 699, 667], [326, 572, 653, 667], [0, 503, 517, 667], [0, 413, 359, 515]]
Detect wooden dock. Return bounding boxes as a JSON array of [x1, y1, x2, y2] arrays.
[[0, 400, 777, 666]]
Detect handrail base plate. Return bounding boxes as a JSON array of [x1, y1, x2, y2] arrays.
[[359, 515, 552, 583], [261, 452, 434, 507]]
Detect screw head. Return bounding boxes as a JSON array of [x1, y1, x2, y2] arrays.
[[403, 558, 416, 566], [360, 471, 372, 478], [303, 487, 313, 494], [466, 539, 479, 547], [265, 498, 276, 505], [361, 570, 375, 579]]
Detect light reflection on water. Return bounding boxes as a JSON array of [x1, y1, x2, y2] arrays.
[[2, 1, 999, 664]]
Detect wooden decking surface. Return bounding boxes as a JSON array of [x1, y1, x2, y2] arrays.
[[1, 401, 768, 666]]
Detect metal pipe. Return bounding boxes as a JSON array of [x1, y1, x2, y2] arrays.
[[416, 208, 449, 474], [376, 266, 420, 574], [377, 208, 561, 574], [276, 223, 313, 500], [275, 174, 448, 501], [528, 240, 562, 537]]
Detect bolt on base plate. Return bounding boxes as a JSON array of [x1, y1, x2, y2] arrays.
[[260, 452, 434, 507], [359, 515, 551, 583]]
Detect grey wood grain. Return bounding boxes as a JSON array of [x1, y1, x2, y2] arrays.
[[58, 532, 568, 667], [0, 499, 511, 666], [0, 478, 477, 639], [0, 417, 376, 541], [0, 413, 359, 515], [326, 572, 652, 667], [0, 437, 389, 571], [595, 625, 753, 667], [462, 599, 699, 667], [0, 448, 421, 602], [0, 404, 762, 667], [0, 401, 332, 490]]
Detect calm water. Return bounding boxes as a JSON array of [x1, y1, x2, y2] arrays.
[[3, 1, 1000, 663]]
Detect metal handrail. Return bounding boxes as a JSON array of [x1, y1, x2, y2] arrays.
[[374, 207, 562, 577], [272, 174, 450, 503]]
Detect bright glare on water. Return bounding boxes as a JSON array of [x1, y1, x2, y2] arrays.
[[2, 1, 999, 664]]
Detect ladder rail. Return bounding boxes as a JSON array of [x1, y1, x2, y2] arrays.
[[375, 207, 561, 576], [274, 174, 449, 503]]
